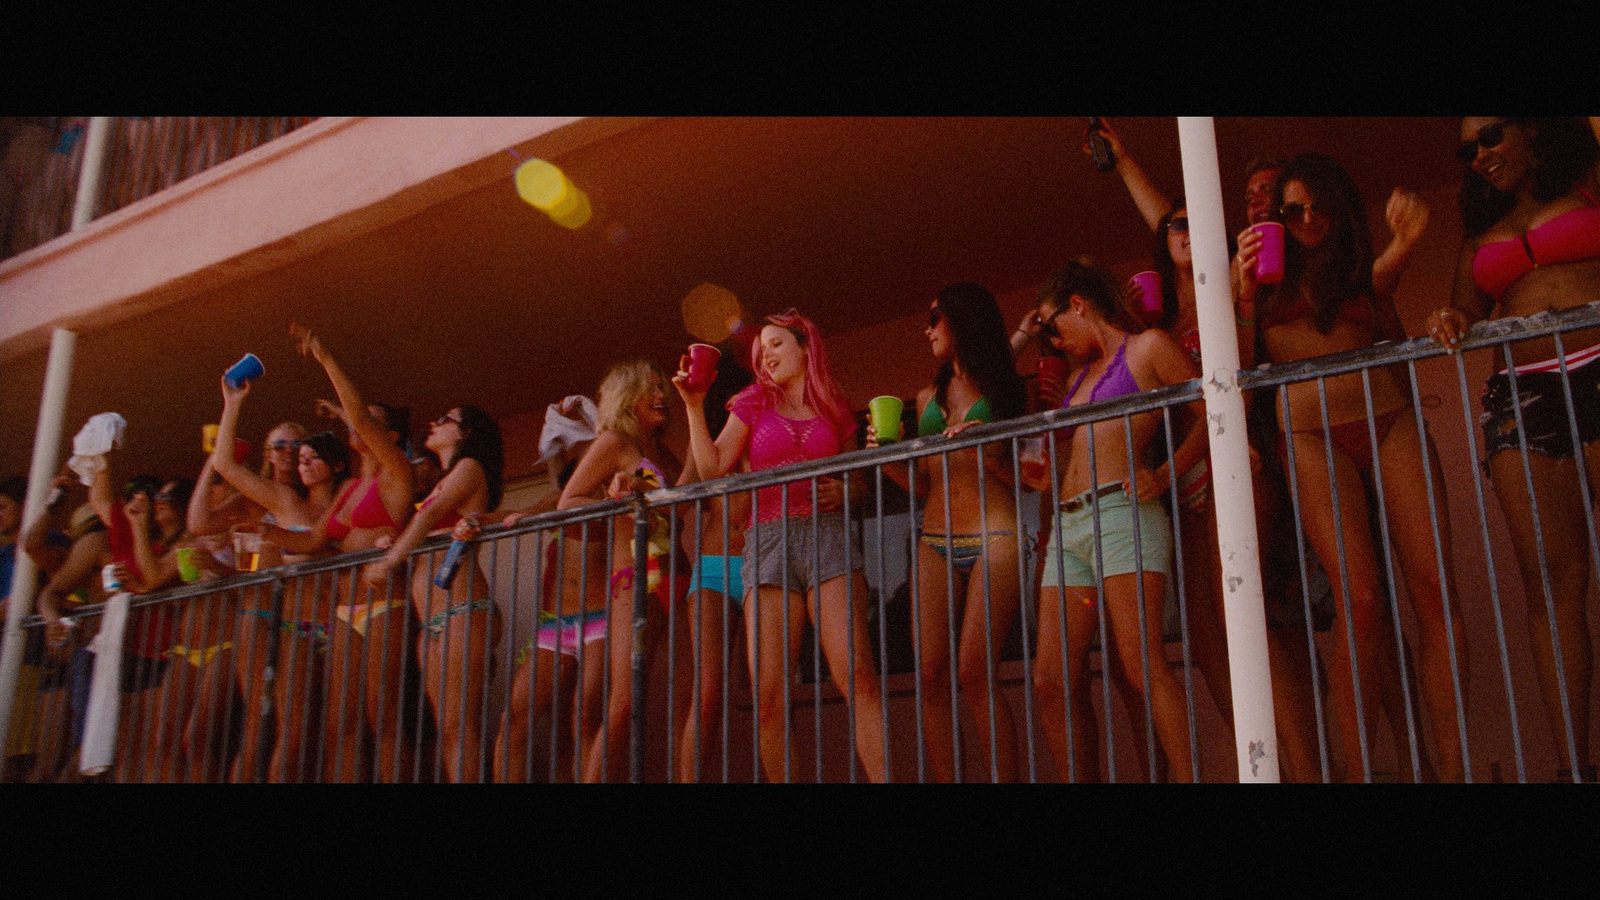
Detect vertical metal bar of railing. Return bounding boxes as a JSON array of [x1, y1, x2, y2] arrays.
[[1046, 427, 1077, 782], [719, 494, 733, 784], [630, 490, 650, 784], [748, 489, 761, 784], [1086, 423, 1115, 782], [1448, 352, 1525, 781], [906, 456, 926, 783], [1501, 341, 1583, 777], [1548, 331, 1600, 783], [1009, 436, 1039, 783], [872, 465, 891, 785], [599, 515, 617, 782], [974, 442, 1000, 783], [1275, 390, 1333, 781], [1122, 414, 1157, 782], [812, 477, 826, 784], [1314, 377, 1372, 781], [1162, 405, 1201, 782], [253, 577, 285, 783], [1404, 359, 1473, 780], [938, 452, 959, 782], [1359, 370, 1425, 782]]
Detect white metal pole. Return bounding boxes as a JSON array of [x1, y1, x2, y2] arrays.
[[1175, 117, 1279, 782], [70, 117, 114, 230], [0, 328, 78, 756]]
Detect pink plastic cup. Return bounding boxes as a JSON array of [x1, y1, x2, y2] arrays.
[[685, 343, 721, 391], [1252, 222, 1285, 285], [1130, 271, 1163, 324]]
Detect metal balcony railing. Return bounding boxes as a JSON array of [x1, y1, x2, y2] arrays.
[[6, 304, 1600, 782]]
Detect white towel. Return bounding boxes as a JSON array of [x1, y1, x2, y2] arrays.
[[67, 413, 126, 486], [538, 395, 599, 462], [78, 591, 130, 777]]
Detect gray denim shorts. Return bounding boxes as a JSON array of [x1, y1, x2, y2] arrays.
[[741, 512, 862, 597]]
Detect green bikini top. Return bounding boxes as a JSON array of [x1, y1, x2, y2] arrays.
[[918, 395, 993, 437]]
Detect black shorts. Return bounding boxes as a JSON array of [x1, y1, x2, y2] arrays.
[[1481, 359, 1600, 465]]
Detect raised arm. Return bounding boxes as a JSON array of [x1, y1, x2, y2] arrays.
[[187, 457, 256, 537], [671, 359, 749, 481], [211, 376, 295, 514], [1371, 188, 1430, 302], [292, 323, 413, 482], [1092, 118, 1173, 234], [557, 432, 626, 510], [22, 477, 72, 573]]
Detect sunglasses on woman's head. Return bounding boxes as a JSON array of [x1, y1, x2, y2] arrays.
[[1456, 121, 1510, 164]]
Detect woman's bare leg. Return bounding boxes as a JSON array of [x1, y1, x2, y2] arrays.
[[1491, 447, 1597, 778], [677, 589, 731, 784], [745, 586, 808, 783], [1034, 586, 1099, 782], [810, 572, 887, 783], [955, 541, 1022, 783]]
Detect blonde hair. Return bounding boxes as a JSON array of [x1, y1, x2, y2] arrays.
[[260, 421, 310, 481], [596, 360, 666, 443]]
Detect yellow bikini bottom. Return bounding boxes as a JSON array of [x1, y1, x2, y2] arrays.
[[334, 598, 409, 638], [166, 642, 235, 668]]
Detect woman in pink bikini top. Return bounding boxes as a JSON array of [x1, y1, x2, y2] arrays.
[[1428, 117, 1600, 783]]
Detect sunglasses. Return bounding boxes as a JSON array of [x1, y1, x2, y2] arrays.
[[1278, 201, 1326, 222], [432, 413, 462, 428], [154, 490, 181, 503], [1039, 308, 1066, 339], [1167, 216, 1189, 234], [265, 440, 298, 452], [928, 307, 944, 328], [1456, 121, 1510, 165]]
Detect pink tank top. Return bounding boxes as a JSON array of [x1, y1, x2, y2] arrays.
[[732, 392, 855, 524]]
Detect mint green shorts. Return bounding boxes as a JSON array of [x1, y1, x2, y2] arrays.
[[1041, 488, 1172, 589]]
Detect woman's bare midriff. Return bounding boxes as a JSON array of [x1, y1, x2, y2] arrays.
[[1494, 258, 1600, 367]]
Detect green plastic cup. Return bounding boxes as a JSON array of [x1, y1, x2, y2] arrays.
[[869, 396, 904, 443], [176, 547, 202, 583]]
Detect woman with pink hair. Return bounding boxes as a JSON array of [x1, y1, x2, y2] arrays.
[[674, 309, 888, 783]]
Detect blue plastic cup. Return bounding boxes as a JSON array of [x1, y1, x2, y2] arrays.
[[223, 353, 264, 389]]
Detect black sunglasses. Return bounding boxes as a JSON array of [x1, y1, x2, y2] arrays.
[[1039, 308, 1066, 339], [1279, 201, 1325, 222], [928, 307, 944, 328], [1456, 121, 1510, 165], [1167, 216, 1189, 234]]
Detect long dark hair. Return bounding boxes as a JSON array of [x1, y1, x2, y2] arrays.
[[932, 282, 1027, 422], [1261, 153, 1373, 335], [1459, 118, 1600, 236], [1038, 257, 1143, 334], [452, 405, 503, 511], [300, 431, 353, 493], [1152, 199, 1187, 332]]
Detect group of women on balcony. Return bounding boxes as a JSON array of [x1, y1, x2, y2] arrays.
[[12, 117, 1600, 783]]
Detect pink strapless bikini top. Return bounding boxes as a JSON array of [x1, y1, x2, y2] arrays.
[[1472, 186, 1600, 303]]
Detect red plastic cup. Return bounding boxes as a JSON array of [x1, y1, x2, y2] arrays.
[[232, 438, 252, 464], [685, 343, 721, 391], [1130, 271, 1163, 324], [1252, 222, 1285, 285]]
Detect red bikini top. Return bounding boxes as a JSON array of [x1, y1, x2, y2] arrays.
[[1472, 186, 1600, 303], [325, 478, 398, 542]]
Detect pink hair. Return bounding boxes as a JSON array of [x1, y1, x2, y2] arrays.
[[734, 310, 855, 436]]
